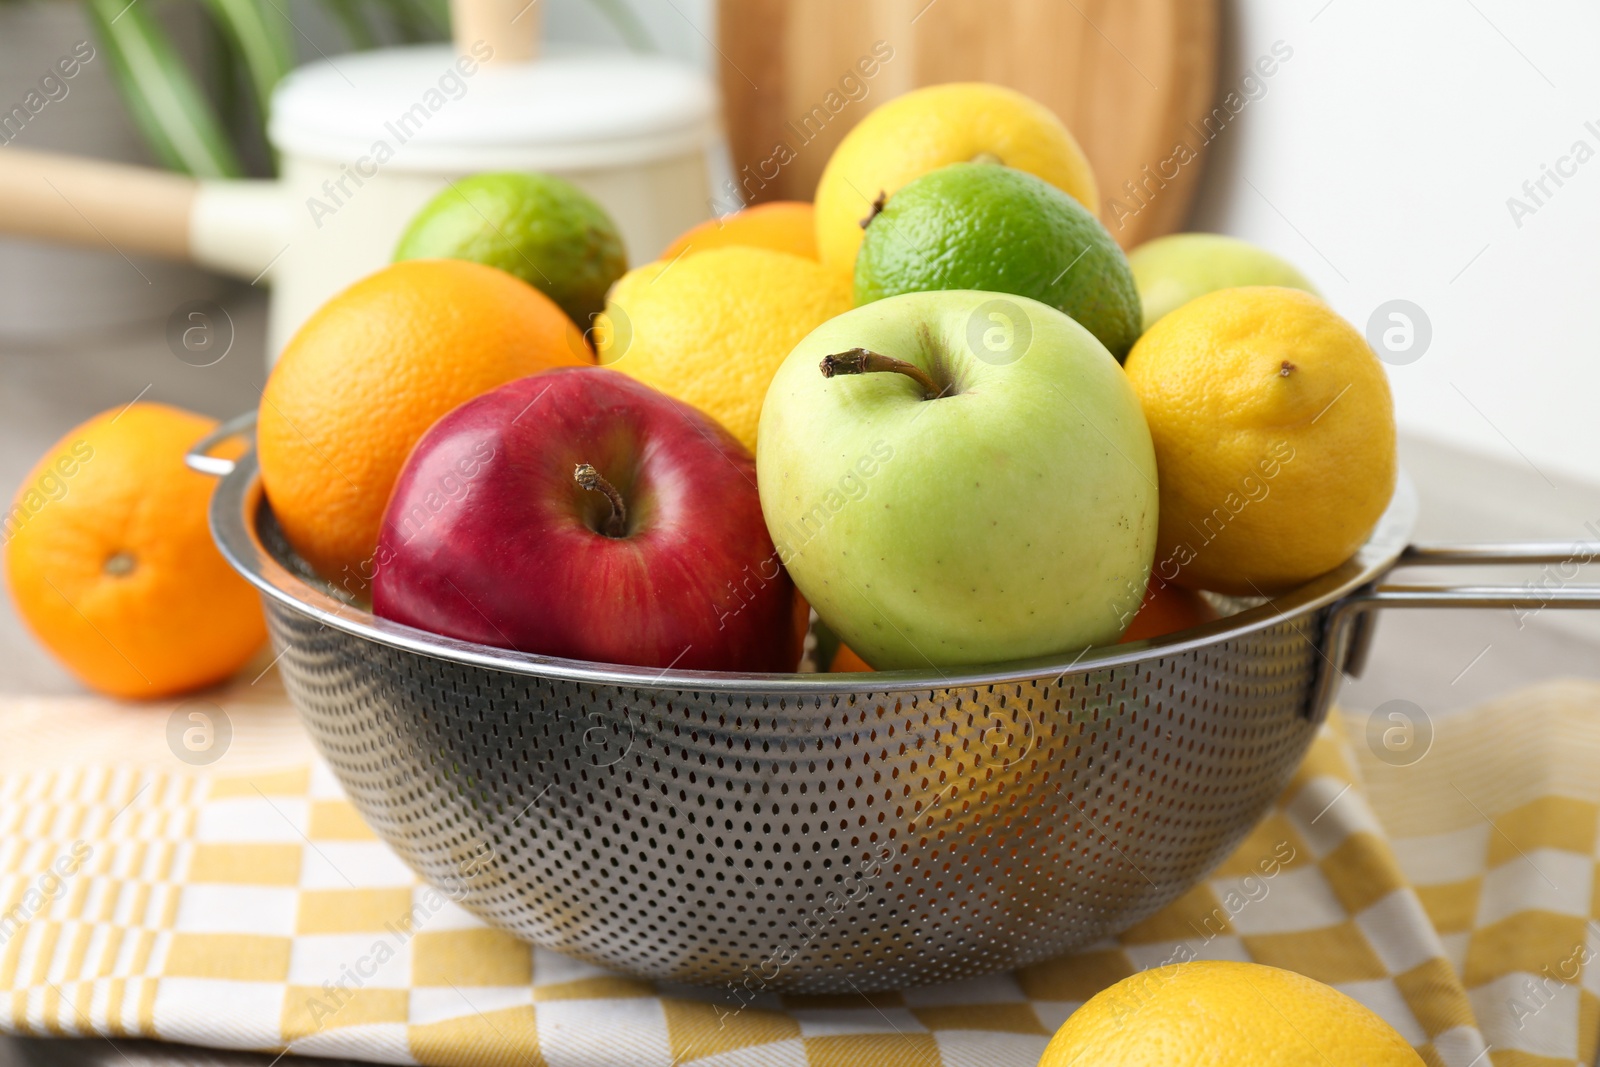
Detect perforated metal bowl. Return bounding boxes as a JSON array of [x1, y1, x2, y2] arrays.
[[192, 416, 1600, 993]]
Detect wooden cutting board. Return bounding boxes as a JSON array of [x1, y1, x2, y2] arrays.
[[717, 0, 1219, 248]]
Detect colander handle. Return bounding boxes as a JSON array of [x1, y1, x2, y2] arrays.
[[185, 410, 258, 478], [1308, 541, 1600, 720]]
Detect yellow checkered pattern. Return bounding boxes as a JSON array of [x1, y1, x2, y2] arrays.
[[2, 680, 1599, 1067]]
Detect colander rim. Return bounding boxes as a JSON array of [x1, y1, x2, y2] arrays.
[[209, 451, 1417, 694]]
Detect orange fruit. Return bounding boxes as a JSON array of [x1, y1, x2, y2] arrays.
[[660, 202, 818, 262], [258, 259, 589, 584], [1119, 580, 1218, 643], [830, 644, 874, 672], [4, 404, 266, 699]]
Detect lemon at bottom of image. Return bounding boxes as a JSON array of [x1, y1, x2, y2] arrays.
[[1040, 960, 1425, 1067]]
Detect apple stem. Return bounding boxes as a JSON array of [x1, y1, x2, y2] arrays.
[[819, 348, 942, 400], [573, 463, 628, 537]]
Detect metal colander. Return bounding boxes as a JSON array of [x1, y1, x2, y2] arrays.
[[192, 416, 1600, 992]]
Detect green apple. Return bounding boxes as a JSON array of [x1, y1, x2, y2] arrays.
[[1128, 233, 1318, 333], [756, 290, 1158, 670]]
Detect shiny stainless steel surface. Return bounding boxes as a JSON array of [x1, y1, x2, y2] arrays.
[[265, 578, 1325, 990]]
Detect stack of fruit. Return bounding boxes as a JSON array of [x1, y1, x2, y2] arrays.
[[0, 81, 1426, 1067], [5, 81, 1397, 693]]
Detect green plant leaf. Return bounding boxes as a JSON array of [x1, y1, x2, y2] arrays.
[[584, 0, 657, 53], [384, 0, 449, 42], [204, 14, 240, 124], [196, 0, 295, 126], [85, 0, 244, 178], [405, 0, 450, 36], [321, 0, 379, 50], [388, 4, 423, 42]]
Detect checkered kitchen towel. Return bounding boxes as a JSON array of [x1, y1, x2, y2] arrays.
[[2, 678, 1599, 1067]]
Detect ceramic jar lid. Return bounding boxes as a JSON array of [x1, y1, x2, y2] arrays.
[[270, 45, 716, 172]]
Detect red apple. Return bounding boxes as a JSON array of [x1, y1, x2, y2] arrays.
[[371, 367, 796, 672]]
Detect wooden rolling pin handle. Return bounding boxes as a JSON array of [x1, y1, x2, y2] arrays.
[[450, 0, 541, 64], [0, 148, 196, 261]]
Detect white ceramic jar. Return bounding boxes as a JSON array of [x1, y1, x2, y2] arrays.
[[195, 45, 716, 355]]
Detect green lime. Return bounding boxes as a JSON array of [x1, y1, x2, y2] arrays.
[[1127, 233, 1319, 332], [394, 172, 628, 328], [853, 162, 1141, 361]]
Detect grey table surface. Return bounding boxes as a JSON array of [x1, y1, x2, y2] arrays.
[[2, 285, 1599, 1065]]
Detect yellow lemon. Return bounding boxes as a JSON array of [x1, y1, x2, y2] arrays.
[[813, 82, 1100, 273], [598, 247, 851, 452], [1124, 287, 1396, 595], [1041, 961, 1426, 1067]]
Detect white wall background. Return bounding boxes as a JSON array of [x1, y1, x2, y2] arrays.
[[1182, 0, 1600, 486], [550, 0, 1600, 487]]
